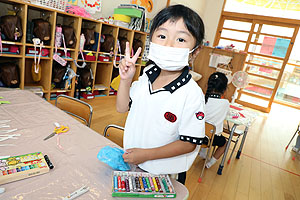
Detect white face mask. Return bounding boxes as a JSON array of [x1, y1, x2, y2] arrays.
[[148, 42, 195, 71]]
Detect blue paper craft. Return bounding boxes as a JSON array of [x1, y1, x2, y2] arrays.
[[97, 146, 130, 171]]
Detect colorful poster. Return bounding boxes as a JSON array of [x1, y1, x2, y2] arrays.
[[80, 0, 101, 14], [272, 38, 290, 58], [131, 0, 153, 12], [260, 36, 276, 55]]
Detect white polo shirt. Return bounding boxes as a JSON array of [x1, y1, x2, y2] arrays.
[[123, 64, 206, 174], [205, 97, 229, 136]]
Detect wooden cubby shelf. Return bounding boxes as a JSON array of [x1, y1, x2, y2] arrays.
[[0, 0, 147, 101]]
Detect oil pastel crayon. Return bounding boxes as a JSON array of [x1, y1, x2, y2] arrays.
[[161, 177, 170, 193], [139, 176, 144, 192], [155, 177, 162, 192], [149, 175, 155, 191], [142, 177, 148, 192], [165, 175, 174, 193], [131, 176, 137, 192], [114, 175, 118, 191], [125, 177, 130, 192], [128, 175, 133, 192], [152, 177, 159, 192], [145, 176, 152, 192], [117, 175, 122, 191], [121, 175, 126, 191], [135, 176, 141, 192]]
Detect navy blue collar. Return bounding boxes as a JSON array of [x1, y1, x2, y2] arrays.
[[208, 93, 221, 99], [145, 64, 192, 93]]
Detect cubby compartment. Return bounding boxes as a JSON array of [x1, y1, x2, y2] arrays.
[[133, 31, 147, 64], [0, 1, 147, 101], [94, 63, 113, 96], [26, 6, 55, 46], [51, 61, 73, 90], [81, 19, 101, 52], [56, 14, 79, 50], [0, 57, 23, 89], [99, 24, 118, 54], [117, 27, 134, 55], [24, 58, 51, 93], [0, 1, 26, 44]]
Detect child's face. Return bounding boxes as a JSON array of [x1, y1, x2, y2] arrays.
[[151, 18, 196, 50]]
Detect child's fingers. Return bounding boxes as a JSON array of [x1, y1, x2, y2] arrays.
[[125, 42, 130, 60], [118, 59, 127, 73], [132, 47, 142, 63]]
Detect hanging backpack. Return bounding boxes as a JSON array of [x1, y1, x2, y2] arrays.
[[0, 15, 22, 42], [0, 62, 19, 88], [62, 25, 76, 48], [32, 18, 51, 44], [100, 34, 114, 52], [82, 28, 95, 50]]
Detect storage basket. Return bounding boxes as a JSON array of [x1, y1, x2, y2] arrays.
[[30, 0, 67, 12]]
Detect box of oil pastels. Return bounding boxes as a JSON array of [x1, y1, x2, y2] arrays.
[[112, 171, 176, 198]]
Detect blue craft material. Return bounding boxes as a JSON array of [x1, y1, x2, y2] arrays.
[[97, 146, 130, 171]]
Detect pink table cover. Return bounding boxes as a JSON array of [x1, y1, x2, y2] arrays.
[[0, 90, 189, 200]]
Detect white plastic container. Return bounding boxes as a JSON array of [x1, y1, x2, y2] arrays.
[[114, 20, 129, 29]]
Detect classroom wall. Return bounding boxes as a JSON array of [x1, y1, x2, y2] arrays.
[[100, 1, 168, 19], [169, 0, 224, 45], [100, 0, 224, 45]]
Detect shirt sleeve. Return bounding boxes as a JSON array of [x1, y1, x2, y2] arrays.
[[178, 88, 207, 145]]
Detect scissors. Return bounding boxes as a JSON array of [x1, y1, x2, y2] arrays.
[[44, 125, 69, 141]]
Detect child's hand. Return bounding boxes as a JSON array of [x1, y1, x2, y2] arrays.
[[119, 42, 142, 80], [123, 148, 148, 165]]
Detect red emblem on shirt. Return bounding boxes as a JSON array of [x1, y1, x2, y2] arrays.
[[195, 112, 204, 120], [164, 112, 177, 123]]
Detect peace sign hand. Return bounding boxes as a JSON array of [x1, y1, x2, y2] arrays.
[[119, 42, 142, 80]]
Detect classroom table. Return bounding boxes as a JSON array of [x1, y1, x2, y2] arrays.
[[0, 90, 189, 200], [217, 104, 258, 175]]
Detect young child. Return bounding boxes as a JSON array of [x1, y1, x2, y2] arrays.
[[199, 72, 229, 168], [117, 5, 206, 184]]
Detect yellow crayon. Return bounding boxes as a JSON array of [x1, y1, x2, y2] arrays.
[[152, 177, 159, 192]]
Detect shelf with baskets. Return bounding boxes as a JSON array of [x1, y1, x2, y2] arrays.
[[0, 0, 147, 101]]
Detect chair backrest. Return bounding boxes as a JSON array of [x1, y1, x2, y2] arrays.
[[103, 124, 124, 147], [202, 122, 216, 148], [55, 94, 93, 127]]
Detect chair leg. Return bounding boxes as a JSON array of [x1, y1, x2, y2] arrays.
[[227, 136, 241, 164], [286, 129, 299, 150], [198, 146, 212, 183]]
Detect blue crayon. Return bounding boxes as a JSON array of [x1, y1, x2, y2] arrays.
[[142, 177, 148, 192], [114, 175, 118, 191]]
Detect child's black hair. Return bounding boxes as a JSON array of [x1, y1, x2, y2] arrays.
[[149, 4, 205, 48], [205, 72, 228, 103]]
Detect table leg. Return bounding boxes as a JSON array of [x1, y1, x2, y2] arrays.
[[217, 124, 237, 175], [236, 126, 249, 159]]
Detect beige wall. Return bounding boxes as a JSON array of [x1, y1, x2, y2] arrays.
[[99, 0, 224, 44], [169, 0, 224, 45], [202, 0, 224, 45], [100, 1, 168, 19]]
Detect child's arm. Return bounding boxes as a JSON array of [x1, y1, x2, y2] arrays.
[[123, 140, 196, 165], [116, 42, 141, 113]]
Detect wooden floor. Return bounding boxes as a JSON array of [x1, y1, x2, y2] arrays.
[[84, 96, 300, 200]]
